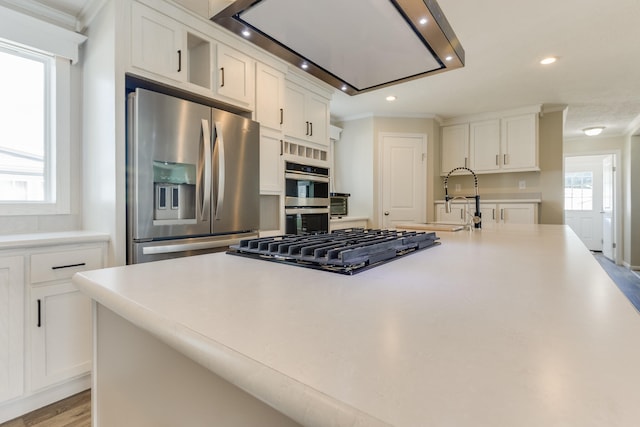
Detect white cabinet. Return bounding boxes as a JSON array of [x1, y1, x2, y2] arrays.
[[478, 203, 538, 227], [470, 119, 501, 173], [500, 114, 538, 171], [259, 129, 283, 194], [441, 111, 539, 175], [441, 124, 469, 175], [28, 246, 104, 391], [131, 2, 184, 82], [255, 62, 285, 131], [436, 202, 538, 226], [435, 203, 468, 224], [330, 218, 368, 231], [29, 284, 92, 390], [0, 256, 24, 403], [131, 2, 211, 90], [215, 43, 255, 107], [284, 81, 329, 146]]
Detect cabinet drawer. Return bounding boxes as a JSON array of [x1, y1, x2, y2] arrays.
[[30, 247, 103, 284]]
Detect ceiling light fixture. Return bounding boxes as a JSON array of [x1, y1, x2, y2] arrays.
[[241, 29, 251, 37], [301, 63, 309, 70], [386, 95, 397, 102], [540, 56, 557, 65], [583, 126, 605, 136], [212, 0, 464, 96]]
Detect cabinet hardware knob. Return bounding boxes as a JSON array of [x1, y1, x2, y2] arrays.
[[384, 211, 390, 216]]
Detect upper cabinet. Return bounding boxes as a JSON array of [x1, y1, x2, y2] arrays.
[[500, 114, 538, 171], [214, 43, 255, 108], [283, 80, 329, 146], [441, 123, 469, 174], [441, 109, 540, 175], [255, 62, 285, 131], [130, 2, 255, 110], [131, 2, 186, 82]]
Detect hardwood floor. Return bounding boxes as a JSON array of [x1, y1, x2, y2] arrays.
[[0, 390, 90, 427]]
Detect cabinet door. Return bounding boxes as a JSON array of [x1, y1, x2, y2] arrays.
[[131, 3, 185, 82], [0, 256, 24, 403], [283, 83, 307, 140], [306, 93, 329, 146], [479, 203, 497, 228], [215, 44, 255, 107], [30, 283, 92, 390], [435, 203, 466, 224], [260, 130, 283, 193], [499, 203, 536, 224], [501, 114, 538, 170], [470, 120, 500, 172], [255, 63, 284, 131], [441, 124, 469, 175]]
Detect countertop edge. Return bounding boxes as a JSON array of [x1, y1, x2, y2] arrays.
[[0, 230, 110, 249], [73, 273, 392, 427]]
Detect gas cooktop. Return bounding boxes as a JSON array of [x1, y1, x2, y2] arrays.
[[226, 228, 440, 275]]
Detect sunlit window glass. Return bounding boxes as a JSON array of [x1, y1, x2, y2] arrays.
[[0, 43, 51, 202]]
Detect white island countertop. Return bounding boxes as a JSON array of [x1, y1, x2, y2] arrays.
[[73, 225, 640, 426]]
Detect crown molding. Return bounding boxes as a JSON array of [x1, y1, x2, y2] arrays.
[[0, 0, 77, 30]]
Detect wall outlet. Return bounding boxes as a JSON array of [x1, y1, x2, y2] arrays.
[[519, 180, 526, 190], [455, 184, 461, 192]]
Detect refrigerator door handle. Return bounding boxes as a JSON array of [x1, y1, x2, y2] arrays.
[[213, 121, 226, 220], [200, 119, 212, 220]]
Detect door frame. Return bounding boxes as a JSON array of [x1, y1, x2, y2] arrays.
[[563, 149, 622, 265], [377, 132, 428, 227]]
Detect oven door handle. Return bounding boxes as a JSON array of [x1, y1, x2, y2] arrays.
[[285, 208, 330, 214], [284, 172, 329, 183]]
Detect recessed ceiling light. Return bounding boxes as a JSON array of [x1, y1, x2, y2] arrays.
[[445, 56, 453, 61], [419, 17, 428, 25], [341, 85, 348, 91], [386, 95, 397, 102], [301, 63, 309, 70], [540, 56, 557, 65], [241, 29, 251, 37], [583, 126, 605, 136]]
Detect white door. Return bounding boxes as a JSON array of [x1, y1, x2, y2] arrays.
[[601, 154, 615, 260], [380, 133, 426, 228], [564, 155, 605, 251]]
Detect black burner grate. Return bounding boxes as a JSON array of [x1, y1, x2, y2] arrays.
[[227, 229, 440, 274]]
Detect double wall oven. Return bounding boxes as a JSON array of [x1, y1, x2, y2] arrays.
[[284, 162, 330, 234]]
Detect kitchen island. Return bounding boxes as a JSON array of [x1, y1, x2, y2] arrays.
[[73, 225, 640, 426]]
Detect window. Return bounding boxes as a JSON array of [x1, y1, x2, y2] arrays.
[[0, 40, 70, 215], [564, 171, 593, 211], [0, 42, 51, 202]]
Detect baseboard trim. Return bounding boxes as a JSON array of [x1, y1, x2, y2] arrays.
[[0, 374, 90, 424]]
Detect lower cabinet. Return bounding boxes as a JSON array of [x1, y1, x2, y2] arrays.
[[0, 256, 24, 403], [29, 283, 92, 391], [0, 236, 107, 423], [435, 202, 538, 226], [330, 218, 368, 231]]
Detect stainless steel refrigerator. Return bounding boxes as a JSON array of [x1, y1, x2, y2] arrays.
[[127, 88, 260, 263]]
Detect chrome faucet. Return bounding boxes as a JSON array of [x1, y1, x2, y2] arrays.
[[444, 167, 482, 229]]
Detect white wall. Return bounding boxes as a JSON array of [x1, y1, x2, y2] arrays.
[[333, 117, 374, 220]]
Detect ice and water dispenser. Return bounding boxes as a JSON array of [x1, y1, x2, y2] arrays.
[[152, 161, 196, 221]]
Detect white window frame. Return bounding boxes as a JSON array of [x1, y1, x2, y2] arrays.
[[0, 46, 70, 216], [0, 4, 85, 216]]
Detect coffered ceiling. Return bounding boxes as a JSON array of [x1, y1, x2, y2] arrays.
[[16, 0, 640, 138]]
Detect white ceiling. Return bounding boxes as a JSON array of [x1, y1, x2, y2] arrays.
[[30, 0, 640, 138]]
